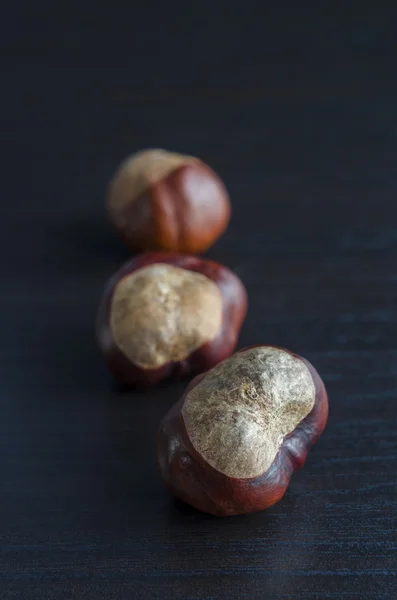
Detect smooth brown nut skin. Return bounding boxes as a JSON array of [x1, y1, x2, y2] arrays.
[[157, 346, 328, 516], [96, 252, 247, 388], [106, 149, 231, 254]]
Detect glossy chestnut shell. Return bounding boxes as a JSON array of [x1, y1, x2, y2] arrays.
[[97, 252, 247, 388], [106, 149, 231, 254], [157, 345, 328, 516]]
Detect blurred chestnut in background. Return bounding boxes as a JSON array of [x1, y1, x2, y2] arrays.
[[157, 345, 328, 516], [106, 149, 231, 254], [97, 252, 247, 387]]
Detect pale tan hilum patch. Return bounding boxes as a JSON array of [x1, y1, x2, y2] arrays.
[[182, 347, 315, 478], [110, 263, 222, 369]]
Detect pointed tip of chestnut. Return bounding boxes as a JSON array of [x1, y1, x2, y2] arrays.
[[106, 149, 231, 254], [157, 345, 328, 516], [96, 252, 247, 388]]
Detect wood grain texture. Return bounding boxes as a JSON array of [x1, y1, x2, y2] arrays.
[[1, 1, 397, 599]]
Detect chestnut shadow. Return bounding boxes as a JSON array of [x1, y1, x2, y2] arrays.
[[169, 496, 276, 524], [38, 313, 178, 397], [171, 497, 219, 519], [37, 214, 135, 392], [47, 213, 133, 275], [34, 313, 108, 394], [86, 381, 191, 532]]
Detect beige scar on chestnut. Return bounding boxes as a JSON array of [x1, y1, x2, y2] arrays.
[[110, 263, 223, 369], [182, 347, 316, 479], [107, 149, 198, 214]]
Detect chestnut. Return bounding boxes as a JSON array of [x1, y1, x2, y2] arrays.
[[106, 149, 231, 254], [157, 345, 328, 516], [96, 252, 247, 387]]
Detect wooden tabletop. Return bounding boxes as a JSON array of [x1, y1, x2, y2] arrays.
[[1, 3, 396, 599]]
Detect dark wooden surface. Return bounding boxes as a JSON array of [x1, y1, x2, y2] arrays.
[[1, 3, 397, 599]]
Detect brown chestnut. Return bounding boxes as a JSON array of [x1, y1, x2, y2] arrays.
[[157, 345, 328, 516], [106, 149, 231, 254], [96, 252, 247, 387]]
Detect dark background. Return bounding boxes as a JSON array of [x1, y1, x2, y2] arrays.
[[1, 2, 397, 599]]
